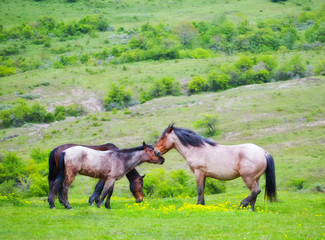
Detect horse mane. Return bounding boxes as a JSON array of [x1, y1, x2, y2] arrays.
[[172, 127, 217, 147], [114, 145, 154, 153]]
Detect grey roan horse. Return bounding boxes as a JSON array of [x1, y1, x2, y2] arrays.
[[49, 142, 164, 209]]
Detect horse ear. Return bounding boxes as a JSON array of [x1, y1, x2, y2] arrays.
[[167, 123, 175, 133], [142, 141, 147, 148], [141, 174, 146, 179]]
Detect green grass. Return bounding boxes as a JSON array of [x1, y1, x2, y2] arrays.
[[1, 0, 325, 238], [1, 0, 323, 28], [0, 191, 324, 239]]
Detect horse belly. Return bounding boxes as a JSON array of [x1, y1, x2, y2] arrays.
[[205, 158, 240, 180], [79, 163, 111, 179]]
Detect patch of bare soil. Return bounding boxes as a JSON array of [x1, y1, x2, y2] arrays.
[[36, 88, 104, 113]]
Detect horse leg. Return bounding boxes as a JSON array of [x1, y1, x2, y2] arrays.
[[96, 179, 115, 209], [48, 180, 55, 208], [48, 180, 57, 209], [104, 183, 115, 209], [249, 180, 260, 210], [240, 177, 261, 211], [58, 183, 64, 204], [194, 170, 206, 205], [89, 179, 105, 206], [61, 173, 76, 210]]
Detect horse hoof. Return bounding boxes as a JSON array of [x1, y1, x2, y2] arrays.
[[50, 206, 56, 209]]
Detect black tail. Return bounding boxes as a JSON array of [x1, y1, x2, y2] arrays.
[[48, 147, 58, 182], [56, 152, 66, 192], [264, 153, 277, 202]]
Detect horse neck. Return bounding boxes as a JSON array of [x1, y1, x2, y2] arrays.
[[117, 150, 144, 172], [126, 169, 140, 180], [171, 133, 193, 160]]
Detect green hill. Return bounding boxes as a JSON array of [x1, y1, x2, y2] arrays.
[[0, 0, 324, 197]]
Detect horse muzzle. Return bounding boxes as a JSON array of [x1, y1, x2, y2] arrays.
[[159, 157, 165, 165], [154, 149, 163, 158]]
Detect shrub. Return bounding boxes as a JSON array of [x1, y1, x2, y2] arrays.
[[23, 149, 50, 197], [305, 21, 325, 43], [188, 76, 208, 95], [276, 55, 307, 80], [54, 105, 66, 121], [314, 60, 325, 76], [288, 178, 305, 191], [193, 114, 220, 137], [207, 71, 230, 91], [66, 104, 87, 117], [0, 152, 25, 184], [103, 84, 133, 111], [0, 65, 16, 77], [0, 46, 20, 56], [0, 99, 50, 128], [235, 56, 254, 71], [191, 48, 213, 59]]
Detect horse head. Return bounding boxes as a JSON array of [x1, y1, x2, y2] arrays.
[[129, 174, 145, 203], [143, 142, 164, 164], [154, 123, 175, 157]]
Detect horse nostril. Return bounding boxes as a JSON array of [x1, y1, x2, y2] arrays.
[[136, 198, 143, 203]]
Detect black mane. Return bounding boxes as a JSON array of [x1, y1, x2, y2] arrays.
[[114, 145, 154, 153], [172, 127, 217, 147]]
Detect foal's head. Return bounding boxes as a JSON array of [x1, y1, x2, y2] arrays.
[[154, 123, 175, 156], [143, 142, 165, 164], [129, 174, 145, 203]]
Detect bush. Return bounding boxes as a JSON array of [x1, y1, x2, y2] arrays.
[[66, 104, 87, 117], [276, 55, 307, 80], [193, 114, 220, 137], [314, 60, 325, 76], [207, 71, 230, 91], [54, 105, 66, 121], [0, 152, 25, 184], [188, 76, 208, 95], [0, 65, 16, 77], [23, 149, 50, 197], [0, 99, 51, 128], [305, 21, 325, 43], [103, 84, 133, 111]]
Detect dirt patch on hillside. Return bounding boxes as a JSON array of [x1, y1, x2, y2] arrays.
[[44, 88, 104, 113]]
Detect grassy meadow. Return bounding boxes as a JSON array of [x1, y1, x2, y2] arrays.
[[1, 0, 325, 239]]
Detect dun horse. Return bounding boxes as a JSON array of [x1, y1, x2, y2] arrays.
[[49, 142, 164, 209], [48, 143, 145, 208], [154, 124, 276, 210]]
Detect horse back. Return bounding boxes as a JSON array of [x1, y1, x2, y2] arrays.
[[63, 146, 114, 179]]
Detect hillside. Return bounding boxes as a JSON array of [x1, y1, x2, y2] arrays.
[[0, 0, 325, 197]]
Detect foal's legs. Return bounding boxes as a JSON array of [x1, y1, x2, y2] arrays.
[[61, 173, 77, 209], [89, 179, 105, 205], [240, 176, 261, 211], [194, 170, 206, 205], [48, 179, 60, 209], [96, 179, 115, 209]]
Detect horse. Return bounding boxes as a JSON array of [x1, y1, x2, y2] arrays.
[[49, 142, 164, 209], [48, 143, 145, 208], [154, 124, 276, 210]]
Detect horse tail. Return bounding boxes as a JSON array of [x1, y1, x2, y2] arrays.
[[48, 147, 58, 182], [56, 152, 66, 191], [264, 153, 277, 202]]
